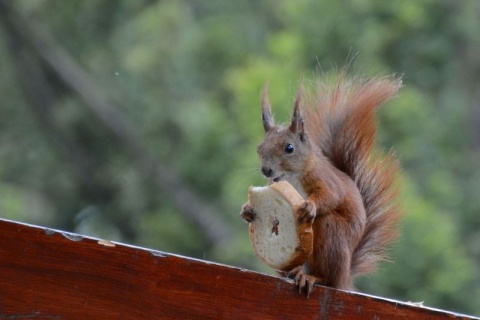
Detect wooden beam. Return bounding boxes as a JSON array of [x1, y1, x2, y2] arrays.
[[0, 218, 476, 319]]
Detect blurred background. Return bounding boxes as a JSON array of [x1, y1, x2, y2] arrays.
[[0, 0, 479, 315]]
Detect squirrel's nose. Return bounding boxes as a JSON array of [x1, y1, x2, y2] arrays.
[[261, 166, 273, 178]]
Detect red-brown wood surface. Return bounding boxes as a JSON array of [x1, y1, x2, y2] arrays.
[[0, 218, 477, 319]]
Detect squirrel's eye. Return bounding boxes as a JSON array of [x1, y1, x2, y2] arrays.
[[284, 143, 294, 154]]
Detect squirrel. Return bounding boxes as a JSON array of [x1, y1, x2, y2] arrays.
[[240, 74, 402, 294]]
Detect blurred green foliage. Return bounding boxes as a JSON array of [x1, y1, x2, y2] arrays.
[[0, 0, 479, 315]]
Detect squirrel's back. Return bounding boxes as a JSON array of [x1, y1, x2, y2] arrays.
[[302, 74, 402, 275]]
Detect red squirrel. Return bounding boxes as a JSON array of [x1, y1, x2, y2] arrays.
[[240, 74, 402, 294]]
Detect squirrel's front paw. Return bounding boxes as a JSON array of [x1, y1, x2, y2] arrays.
[[297, 200, 316, 224], [240, 203, 256, 223]]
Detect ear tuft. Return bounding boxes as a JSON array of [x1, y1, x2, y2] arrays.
[[289, 85, 306, 142], [261, 83, 275, 132]]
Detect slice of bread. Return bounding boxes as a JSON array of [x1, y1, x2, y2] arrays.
[[247, 181, 313, 272]]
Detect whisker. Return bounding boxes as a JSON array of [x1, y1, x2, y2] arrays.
[[233, 165, 265, 186]]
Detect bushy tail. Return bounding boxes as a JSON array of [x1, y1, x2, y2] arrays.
[[303, 74, 402, 275]]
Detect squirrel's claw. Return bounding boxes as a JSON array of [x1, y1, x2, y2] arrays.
[[288, 265, 322, 298], [240, 204, 256, 223], [300, 274, 319, 298], [297, 200, 316, 224]]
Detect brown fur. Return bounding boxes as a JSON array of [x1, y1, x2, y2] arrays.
[[248, 74, 402, 291]]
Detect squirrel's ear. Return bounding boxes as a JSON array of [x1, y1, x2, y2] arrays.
[[289, 86, 306, 142], [261, 83, 275, 132]]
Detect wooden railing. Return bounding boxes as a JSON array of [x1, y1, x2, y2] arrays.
[[0, 218, 477, 319]]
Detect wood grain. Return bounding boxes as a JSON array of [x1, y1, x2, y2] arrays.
[[0, 218, 477, 319]]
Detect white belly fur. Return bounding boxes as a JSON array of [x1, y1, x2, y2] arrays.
[[285, 176, 308, 200]]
